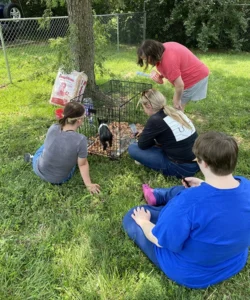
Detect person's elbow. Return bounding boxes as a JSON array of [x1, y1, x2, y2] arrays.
[[155, 241, 163, 248], [174, 76, 184, 89], [175, 82, 184, 90], [78, 157, 88, 168]]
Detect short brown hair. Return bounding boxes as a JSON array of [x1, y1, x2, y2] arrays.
[[137, 39, 165, 69], [59, 101, 85, 128], [192, 131, 238, 175]]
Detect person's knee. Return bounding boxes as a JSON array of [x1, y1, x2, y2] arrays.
[[122, 209, 139, 240], [128, 143, 144, 162], [122, 211, 133, 232], [128, 143, 137, 158]]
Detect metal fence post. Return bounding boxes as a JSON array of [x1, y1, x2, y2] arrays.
[[143, 1, 146, 40], [116, 14, 119, 52], [0, 23, 12, 84]]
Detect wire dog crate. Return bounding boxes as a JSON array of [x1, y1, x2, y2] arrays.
[[71, 80, 152, 158]]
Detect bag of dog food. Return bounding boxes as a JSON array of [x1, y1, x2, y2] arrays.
[[49, 69, 88, 106]]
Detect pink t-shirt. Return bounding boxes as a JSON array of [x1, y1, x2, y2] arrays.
[[156, 42, 209, 89]]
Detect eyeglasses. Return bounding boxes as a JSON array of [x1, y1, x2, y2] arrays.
[[141, 90, 153, 107]]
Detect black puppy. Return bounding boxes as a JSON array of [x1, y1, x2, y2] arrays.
[[97, 118, 113, 151]]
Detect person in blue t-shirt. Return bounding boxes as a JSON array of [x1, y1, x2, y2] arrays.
[[123, 131, 250, 289]]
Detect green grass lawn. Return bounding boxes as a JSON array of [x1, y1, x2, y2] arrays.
[[0, 44, 250, 299]]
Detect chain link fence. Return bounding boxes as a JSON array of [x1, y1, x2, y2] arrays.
[[0, 12, 146, 86]]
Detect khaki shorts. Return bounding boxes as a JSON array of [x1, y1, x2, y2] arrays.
[[181, 76, 209, 105]]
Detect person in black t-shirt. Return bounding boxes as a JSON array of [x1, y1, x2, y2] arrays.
[[128, 89, 199, 178]]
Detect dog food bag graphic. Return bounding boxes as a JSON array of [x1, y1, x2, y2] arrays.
[[50, 69, 88, 106]]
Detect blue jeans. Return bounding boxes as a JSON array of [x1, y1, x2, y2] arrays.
[[32, 145, 76, 185], [123, 185, 184, 267], [153, 185, 185, 206], [128, 143, 199, 178]]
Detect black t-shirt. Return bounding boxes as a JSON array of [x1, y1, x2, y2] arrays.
[[138, 109, 197, 162]]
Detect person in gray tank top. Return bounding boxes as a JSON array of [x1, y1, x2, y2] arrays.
[[24, 102, 100, 194]]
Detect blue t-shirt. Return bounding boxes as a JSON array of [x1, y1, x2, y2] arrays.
[[152, 176, 250, 288]]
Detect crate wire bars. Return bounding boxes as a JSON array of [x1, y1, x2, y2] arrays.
[[71, 80, 152, 159]]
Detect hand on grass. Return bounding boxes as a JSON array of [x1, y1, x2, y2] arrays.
[[131, 207, 151, 226], [87, 183, 100, 194]]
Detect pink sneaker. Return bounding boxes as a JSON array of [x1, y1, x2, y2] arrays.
[[142, 184, 156, 206]]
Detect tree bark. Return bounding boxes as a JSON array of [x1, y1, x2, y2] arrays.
[[66, 0, 96, 94], [65, 0, 115, 104]]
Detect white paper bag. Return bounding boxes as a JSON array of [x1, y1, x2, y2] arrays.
[[49, 69, 88, 106]]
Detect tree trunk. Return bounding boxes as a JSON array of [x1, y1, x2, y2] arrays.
[[66, 0, 96, 95], [65, 0, 114, 104]]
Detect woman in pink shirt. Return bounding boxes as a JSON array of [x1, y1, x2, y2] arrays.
[[137, 40, 209, 110]]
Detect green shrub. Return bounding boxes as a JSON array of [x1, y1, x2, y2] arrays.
[[144, 0, 249, 52]]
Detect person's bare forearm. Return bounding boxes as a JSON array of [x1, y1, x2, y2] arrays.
[[184, 177, 204, 187], [173, 85, 184, 103], [138, 220, 162, 247], [79, 161, 92, 186], [78, 158, 100, 194], [172, 76, 185, 109]]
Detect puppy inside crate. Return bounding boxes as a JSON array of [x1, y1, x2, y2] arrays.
[[97, 117, 113, 151]]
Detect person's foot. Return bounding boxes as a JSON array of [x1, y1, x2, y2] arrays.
[[142, 184, 156, 206], [24, 153, 33, 163]]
